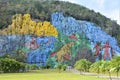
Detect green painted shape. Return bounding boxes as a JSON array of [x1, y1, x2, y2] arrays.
[[47, 31, 91, 67]]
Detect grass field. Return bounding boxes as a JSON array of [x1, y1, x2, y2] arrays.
[[0, 69, 108, 80]]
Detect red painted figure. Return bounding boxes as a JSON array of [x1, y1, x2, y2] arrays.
[[30, 37, 38, 49], [102, 41, 111, 60], [63, 52, 70, 61], [50, 52, 57, 57], [69, 34, 78, 41], [93, 42, 101, 58]]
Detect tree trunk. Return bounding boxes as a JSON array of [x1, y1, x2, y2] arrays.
[[109, 71, 112, 80], [97, 68, 100, 78], [103, 68, 105, 74], [117, 71, 119, 79]]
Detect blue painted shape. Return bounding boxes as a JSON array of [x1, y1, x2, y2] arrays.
[[26, 36, 56, 66], [51, 12, 120, 56]]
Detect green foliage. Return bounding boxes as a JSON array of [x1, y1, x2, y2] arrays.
[[0, 61, 2, 72], [0, 54, 12, 59], [40, 66, 46, 69], [46, 57, 57, 68], [40, 64, 51, 69], [99, 61, 111, 74], [89, 60, 112, 79], [89, 60, 102, 73], [56, 63, 62, 72], [12, 49, 27, 63], [74, 59, 91, 72], [30, 64, 39, 70], [0, 58, 26, 73], [45, 64, 51, 69], [110, 56, 120, 77], [89, 59, 120, 80], [0, 49, 27, 63], [111, 56, 120, 68], [62, 64, 67, 71], [56, 63, 67, 72]]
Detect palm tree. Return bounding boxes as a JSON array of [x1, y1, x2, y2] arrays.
[[104, 61, 112, 80], [100, 60, 110, 74], [110, 56, 120, 79], [89, 61, 102, 77]]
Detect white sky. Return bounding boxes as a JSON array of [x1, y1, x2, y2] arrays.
[[60, 0, 120, 25]]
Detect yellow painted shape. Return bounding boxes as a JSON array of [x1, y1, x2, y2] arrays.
[[0, 14, 58, 37]]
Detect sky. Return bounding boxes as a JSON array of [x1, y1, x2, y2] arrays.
[[60, 0, 120, 25]]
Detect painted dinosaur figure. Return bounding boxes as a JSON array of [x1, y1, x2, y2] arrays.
[[56, 42, 74, 62]]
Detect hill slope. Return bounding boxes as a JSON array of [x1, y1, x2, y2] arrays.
[[0, 0, 120, 45]]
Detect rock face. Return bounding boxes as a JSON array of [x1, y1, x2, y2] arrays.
[[0, 12, 120, 67], [51, 12, 120, 54], [0, 35, 25, 56]]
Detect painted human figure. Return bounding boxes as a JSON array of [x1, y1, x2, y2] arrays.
[[30, 37, 38, 49], [102, 41, 111, 60], [93, 42, 101, 61]]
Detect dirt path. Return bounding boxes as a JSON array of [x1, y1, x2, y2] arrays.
[[71, 69, 120, 80]]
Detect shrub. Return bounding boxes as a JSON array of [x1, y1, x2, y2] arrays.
[[0, 58, 26, 73], [0, 64, 1, 70], [0, 54, 12, 59], [30, 64, 39, 70], [45, 64, 51, 69], [74, 59, 91, 72], [89, 60, 102, 73], [62, 64, 67, 71], [40, 66, 46, 69], [56, 63, 62, 72], [110, 56, 120, 78]]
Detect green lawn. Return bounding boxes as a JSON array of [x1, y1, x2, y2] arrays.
[[0, 69, 108, 80]]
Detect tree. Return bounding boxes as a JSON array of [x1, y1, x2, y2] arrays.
[[110, 56, 120, 79], [56, 63, 62, 73], [89, 61, 102, 77], [74, 59, 91, 73], [62, 64, 67, 71], [100, 60, 110, 74], [101, 61, 112, 80], [89, 60, 112, 80]]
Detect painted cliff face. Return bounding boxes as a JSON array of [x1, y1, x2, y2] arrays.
[[0, 12, 120, 67]]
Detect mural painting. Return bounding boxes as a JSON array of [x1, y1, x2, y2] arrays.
[[0, 13, 120, 67]]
